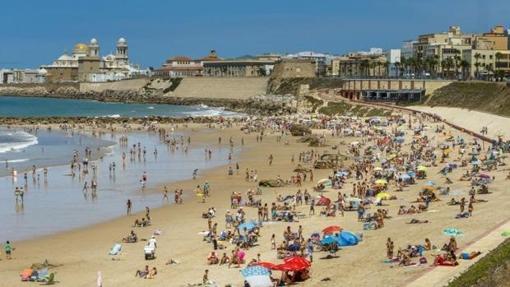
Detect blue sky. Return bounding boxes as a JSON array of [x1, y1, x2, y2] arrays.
[[0, 0, 509, 68]]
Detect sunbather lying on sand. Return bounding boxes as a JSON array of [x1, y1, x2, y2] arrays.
[[408, 219, 429, 224]]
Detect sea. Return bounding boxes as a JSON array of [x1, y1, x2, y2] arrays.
[[0, 96, 239, 242], [0, 96, 239, 118]]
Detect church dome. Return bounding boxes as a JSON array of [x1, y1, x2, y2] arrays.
[[38, 68, 48, 75], [117, 37, 127, 44], [57, 54, 74, 61], [90, 38, 98, 45], [73, 43, 89, 54]]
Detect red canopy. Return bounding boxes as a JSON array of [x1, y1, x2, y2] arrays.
[[322, 225, 342, 235], [316, 196, 331, 206], [259, 256, 311, 272]]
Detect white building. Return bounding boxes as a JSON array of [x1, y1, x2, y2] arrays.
[[385, 49, 401, 77], [0, 68, 47, 84]]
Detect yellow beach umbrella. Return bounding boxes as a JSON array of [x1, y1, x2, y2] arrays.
[[417, 165, 427, 172], [376, 192, 391, 200], [375, 179, 388, 186]]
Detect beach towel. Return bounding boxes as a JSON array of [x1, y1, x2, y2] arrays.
[[20, 268, 33, 281], [109, 243, 122, 255], [443, 228, 463, 237]]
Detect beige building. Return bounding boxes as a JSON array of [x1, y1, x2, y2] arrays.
[[463, 49, 510, 78], [474, 25, 509, 50], [155, 50, 278, 78], [330, 54, 388, 78]]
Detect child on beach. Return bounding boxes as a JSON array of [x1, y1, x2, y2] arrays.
[[4, 241, 13, 260]]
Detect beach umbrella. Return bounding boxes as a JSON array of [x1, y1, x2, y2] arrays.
[[478, 173, 491, 179], [316, 196, 331, 206], [240, 266, 272, 287], [337, 231, 360, 246], [375, 179, 387, 186], [238, 220, 257, 232], [350, 141, 360, 146], [322, 225, 342, 235], [375, 192, 391, 201], [425, 180, 435, 186], [407, 171, 416, 178], [318, 178, 332, 187], [335, 171, 349, 177], [373, 167, 383, 171], [257, 262, 278, 270], [399, 173, 411, 180], [283, 256, 311, 270], [443, 228, 463, 237], [417, 165, 427, 172]]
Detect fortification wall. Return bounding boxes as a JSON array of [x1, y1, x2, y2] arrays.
[[80, 78, 150, 93], [173, 77, 269, 99]]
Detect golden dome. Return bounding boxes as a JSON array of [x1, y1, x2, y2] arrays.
[[73, 43, 89, 54]]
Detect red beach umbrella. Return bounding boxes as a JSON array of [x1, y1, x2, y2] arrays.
[[322, 225, 342, 235]]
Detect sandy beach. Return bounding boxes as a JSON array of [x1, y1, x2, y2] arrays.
[[0, 109, 509, 287]]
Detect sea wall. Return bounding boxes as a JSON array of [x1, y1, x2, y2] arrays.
[[80, 78, 150, 93]]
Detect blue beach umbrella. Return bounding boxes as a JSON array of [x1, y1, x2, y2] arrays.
[[238, 220, 257, 232]]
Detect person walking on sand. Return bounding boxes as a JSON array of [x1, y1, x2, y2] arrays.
[[162, 186, 169, 202], [386, 238, 394, 259], [126, 199, 132, 215], [203, 269, 210, 285]]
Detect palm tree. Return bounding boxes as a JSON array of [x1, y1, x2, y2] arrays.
[[394, 61, 401, 78], [486, 63, 494, 81], [474, 53, 481, 79], [453, 55, 462, 79], [460, 60, 469, 80], [495, 52, 502, 81]]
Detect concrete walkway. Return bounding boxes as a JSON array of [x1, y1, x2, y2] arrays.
[[409, 106, 510, 140], [407, 219, 510, 287]]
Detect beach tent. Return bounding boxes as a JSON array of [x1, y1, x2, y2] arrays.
[[240, 266, 272, 287], [322, 231, 360, 247], [338, 231, 360, 246], [316, 196, 331, 206]]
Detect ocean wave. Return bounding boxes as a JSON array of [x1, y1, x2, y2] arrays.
[[0, 131, 38, 153], [185, 106, 240, 117], [4, 158, 29, 163]]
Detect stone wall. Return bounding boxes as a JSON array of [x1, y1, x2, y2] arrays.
[[80, 78, 150, 93], [172, 77, 269, 99]]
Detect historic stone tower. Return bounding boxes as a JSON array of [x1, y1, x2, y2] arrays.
[[115, 37, 128, 65], [88, 38, 100, 57]]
